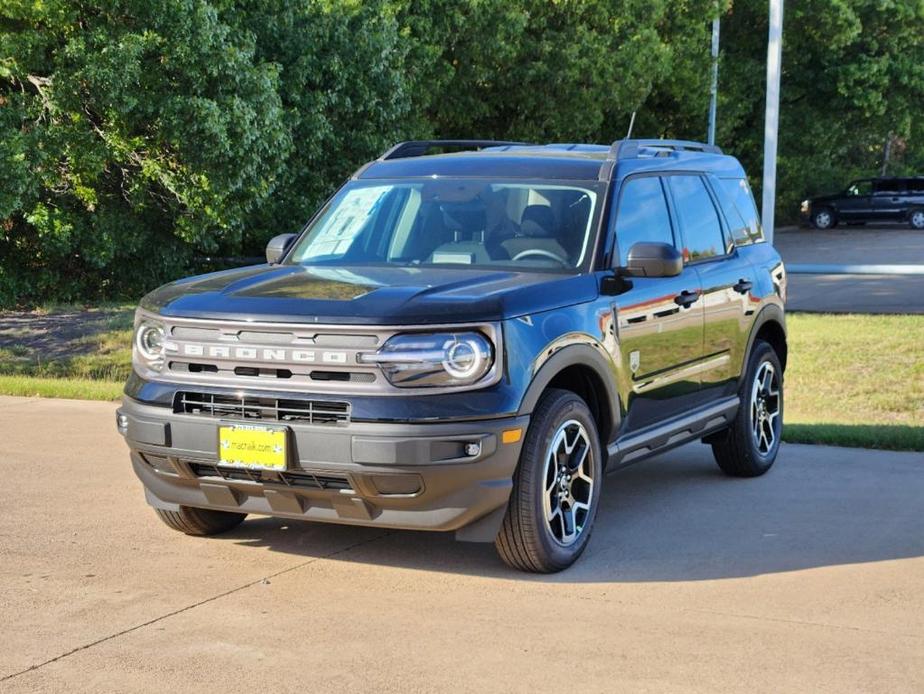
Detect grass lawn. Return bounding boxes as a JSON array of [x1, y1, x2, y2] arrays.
[[0, 309, 921, 450], [0, 304, 133, 401], [782, 313, 923, 451]]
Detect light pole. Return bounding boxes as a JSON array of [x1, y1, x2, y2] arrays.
[[707, 16, 720, 146], [761, 0, 784, 244]]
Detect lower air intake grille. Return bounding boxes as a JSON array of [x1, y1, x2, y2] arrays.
[[188, 463, 352, 491], [175, 392, 350, 425]]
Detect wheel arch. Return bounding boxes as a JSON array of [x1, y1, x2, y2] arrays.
[[746, 304, 788, 371], [517, 344, 621, 447]]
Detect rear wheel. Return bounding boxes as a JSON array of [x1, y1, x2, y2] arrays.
[[711, 340, 783, 477], [496, 389, 603, 573], [812, 208, 836, 229], [910, 209, 924, 230], [154, 506, 246, 536]]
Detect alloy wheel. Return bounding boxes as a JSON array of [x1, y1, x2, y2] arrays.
[[542, 419, 595, 547], [750, 361, 781, 456], [911, 211, 924, 229]]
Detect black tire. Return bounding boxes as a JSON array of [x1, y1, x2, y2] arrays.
[[812, 207, 836, 229], [909, 208, 924, 230], [495, 389, 603, 573], [711, 340, 783, 477], [154, 506, 246, 536]]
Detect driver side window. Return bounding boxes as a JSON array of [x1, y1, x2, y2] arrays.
[[614, 176, 674, 266]]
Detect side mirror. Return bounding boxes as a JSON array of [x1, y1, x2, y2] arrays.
[[266, 233, 297, 264], [623, 242, 683, 278]]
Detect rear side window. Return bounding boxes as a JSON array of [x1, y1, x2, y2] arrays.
[[718, 177, 764, 245], [873, 179, 906, 194], [613, 176, 674, 265], [909, 179, 924, 193], [668, 175, 725, 262]]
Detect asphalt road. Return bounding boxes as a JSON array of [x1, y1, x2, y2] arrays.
[[2, 396, 923, 692], [775, 226, 924, 313]]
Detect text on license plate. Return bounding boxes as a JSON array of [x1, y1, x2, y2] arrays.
[[218, 424, 287, 470]]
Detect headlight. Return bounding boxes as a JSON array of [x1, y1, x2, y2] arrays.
[[360, 331, 494, 388], [800, 200, 810, 213], [133, 317, 166, 372]]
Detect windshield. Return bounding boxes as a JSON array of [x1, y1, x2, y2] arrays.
[[286, 179, 602, 271]]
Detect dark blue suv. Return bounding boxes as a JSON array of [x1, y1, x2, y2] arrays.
[[118, 139, 787, 572]]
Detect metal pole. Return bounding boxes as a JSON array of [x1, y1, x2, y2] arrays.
[[761, 0, 784, 244], [707, 17, 720, 146]]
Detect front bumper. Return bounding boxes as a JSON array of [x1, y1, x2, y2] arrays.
[[117, 396, 528, 541]]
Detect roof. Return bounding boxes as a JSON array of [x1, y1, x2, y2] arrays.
[[356, 140, 747, 182]]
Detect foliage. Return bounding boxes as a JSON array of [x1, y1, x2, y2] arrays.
[[717, 0, 924, 215], [1, 0, 922, 307]]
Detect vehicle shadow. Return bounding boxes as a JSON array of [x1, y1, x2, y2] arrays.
[[219, 442, 924, 583]]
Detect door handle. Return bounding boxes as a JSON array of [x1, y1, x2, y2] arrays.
[[733, 279, 753, 294], [674, 289, 700, 308]]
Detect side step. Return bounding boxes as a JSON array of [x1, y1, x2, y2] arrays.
[[606, 396, 739, 469]]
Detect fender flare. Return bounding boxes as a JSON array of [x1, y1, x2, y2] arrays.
[[516, 343, 621, 440], [744, 303, 787, 369]]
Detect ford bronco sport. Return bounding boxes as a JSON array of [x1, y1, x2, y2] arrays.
[[117, 139, 787, 572]]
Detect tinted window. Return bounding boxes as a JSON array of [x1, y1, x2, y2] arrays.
[[910, 179, 924, 193], [719, 177, 764, 245], [668, 175, 725, 262], [614, 176, 674, 265], [873, 179, 906, 194]]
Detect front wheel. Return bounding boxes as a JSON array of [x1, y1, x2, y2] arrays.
[[711, 340, 783, 477], [812, 208, 836, 229], [154, 506, 246, 536], [495, 389, 603, 573]]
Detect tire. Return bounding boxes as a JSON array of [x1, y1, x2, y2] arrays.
[[910, 209, 924, 230], [812, 208, 836, 229], [154, 506, 246, 536], [710, 340, 783, 478], [495, 389, 603, 573]]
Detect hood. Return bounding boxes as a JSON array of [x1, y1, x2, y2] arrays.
[[809, 192, 842, 204], [140, 264, 599, 324]]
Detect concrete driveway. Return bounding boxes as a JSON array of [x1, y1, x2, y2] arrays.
[[1, 396, 923, 692], [775, 227, 924, 313]]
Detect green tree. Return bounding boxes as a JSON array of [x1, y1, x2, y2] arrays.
[[0, 0, 290, 305], [716, 0, 924, 220], [393, 0, 691, 143], [224, 0, 413, 244]]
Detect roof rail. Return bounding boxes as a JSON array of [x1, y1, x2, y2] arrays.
[[608, 139, 723, 161], [379, 139, 531, 161]]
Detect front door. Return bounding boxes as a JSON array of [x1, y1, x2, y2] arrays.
[[838, 179, 874, 221], [610, 174, 705, 433]]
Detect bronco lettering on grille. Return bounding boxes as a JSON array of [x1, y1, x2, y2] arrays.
[[171, 343, 350, 363]]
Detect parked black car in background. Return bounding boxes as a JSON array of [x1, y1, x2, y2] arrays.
[[802, 177, 924, 230]]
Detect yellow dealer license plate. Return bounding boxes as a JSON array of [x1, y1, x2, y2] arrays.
[[218, 424, 288, 470]]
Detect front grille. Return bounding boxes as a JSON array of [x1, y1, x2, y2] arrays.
[[175, 392, 350, 425], [188, 462, 353, 491]]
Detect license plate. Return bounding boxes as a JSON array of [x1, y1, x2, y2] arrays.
[[218, 424, 288, 470]]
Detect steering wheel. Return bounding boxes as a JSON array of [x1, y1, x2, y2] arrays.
[[512, 248, 570, 267]]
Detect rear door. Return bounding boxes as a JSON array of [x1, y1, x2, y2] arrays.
[[872, 178, 908, 221], [666, 174, 753, 400], [610, 174, 705, 431]]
